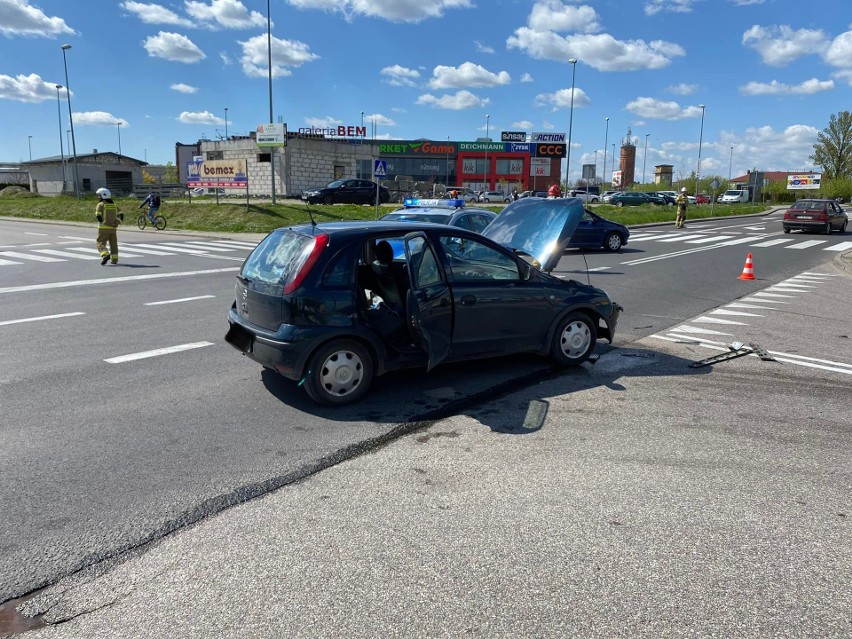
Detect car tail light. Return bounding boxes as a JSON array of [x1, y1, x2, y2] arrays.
[[282, 233, 328, 295]]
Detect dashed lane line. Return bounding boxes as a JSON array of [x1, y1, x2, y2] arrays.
[[0, 312, 86, 327], [105, 341, 215, 364]]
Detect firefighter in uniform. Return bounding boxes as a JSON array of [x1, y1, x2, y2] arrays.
[[95, 187, 123, 265], [675, 187, 688, 229]]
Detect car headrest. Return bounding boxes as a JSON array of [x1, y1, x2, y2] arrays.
[[375, 240, 394, 265]]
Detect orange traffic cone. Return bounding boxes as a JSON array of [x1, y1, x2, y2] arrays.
[[738, 253, 755, 280]]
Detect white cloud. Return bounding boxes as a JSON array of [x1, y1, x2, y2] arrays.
[[534, 87, 591, 110], [380, 64, 420, 87], [507, 29, 685, 71], [170, 82, 199, 94], [0, 0, 75, 37], [824, 29, 852, 68], [238, 34, 318, 78], [528, 0, 601, 33], [305, 116, 341, 129], [416, 90, 489, 110], [74, 112, 128, 126], [742, 25, 826, 66], [119, 1, 193, 26], [219, 51, 232, 65], [739, 78, 834, 95], [184, 0, 267, 29], [474, 41, 495, 54], [736, 124, 820, 171], [731, 0, 766, 5], [667, 83, 697, 95], [144, 31, 206, 63], [179, 110, 225, 125], [0, 72, 68, 103], [832, 69, 852, 86], [512, 120, 535, 129], [520, 73, 534, 83], [428, 62, 511, 90], [285, 0, 475, 23], [363, 113, 396, 127], [644, 0, 696, 16], [625, 97, 705, 120]]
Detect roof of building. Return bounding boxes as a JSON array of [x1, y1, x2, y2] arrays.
[[22, 152, 147, 166]]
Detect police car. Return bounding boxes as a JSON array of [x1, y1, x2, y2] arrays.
[[379, 198, 496, 233]]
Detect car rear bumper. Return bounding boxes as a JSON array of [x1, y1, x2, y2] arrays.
[[783, 221, 826, 231]]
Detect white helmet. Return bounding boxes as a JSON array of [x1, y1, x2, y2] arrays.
[[681, 187, 687, 192], [96, 187, 111, 199]]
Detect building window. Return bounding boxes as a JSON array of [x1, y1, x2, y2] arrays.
[[495, 159, 524, 175], [206, 151, 224, 160]]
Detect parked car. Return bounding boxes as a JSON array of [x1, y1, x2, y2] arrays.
[[569, 187, 601, 203], [445, 186, 478, 203], [225, 197, 622, 405], [695, 194, 711, 204], [479, 190, 511, 203], [519, 190, 549, 198], [609, 192, 659, 207], [567, 209, 630, 251], [302, 179, 390, 205], [720, 189, 750, 204], [645, 192, 676, 206], [380, 198, 496, 234], [782, 199, 848, 234]]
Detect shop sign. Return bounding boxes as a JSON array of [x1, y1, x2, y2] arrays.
[[531, 132, 566, 143], [534, 143, 566, 158], [501, 131, 526, 142], [186, 158, 248, 188]]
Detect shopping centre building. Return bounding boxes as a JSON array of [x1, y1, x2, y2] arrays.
[[176, 126, 566, 199]]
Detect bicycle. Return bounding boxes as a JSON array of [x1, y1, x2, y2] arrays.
[[137, 209, 167, 230]]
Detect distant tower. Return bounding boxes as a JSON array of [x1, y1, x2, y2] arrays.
[[619, 128, 636, 187]]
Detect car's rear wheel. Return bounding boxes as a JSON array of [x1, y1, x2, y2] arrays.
[[604, 232, 623, 252], [303, 339, 374, 406], [841, 220, 848, 233], [550, 312, 597, 367], [783, 226, 791, 234]]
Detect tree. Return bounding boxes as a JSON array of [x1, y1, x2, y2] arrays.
[[809, 111, 852, 179], [163, 161, 178, 183]]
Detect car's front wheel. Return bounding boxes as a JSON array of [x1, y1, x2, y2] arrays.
[[615, 201, 624, 207], [604, 232, 623, 252], [822, 222, 831, 235], [322, 195, 334, 205], [302, 339, 374, 406], [550, 312, 597, 366]]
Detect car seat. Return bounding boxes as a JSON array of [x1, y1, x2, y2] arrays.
[[371, 240, 405, 310]]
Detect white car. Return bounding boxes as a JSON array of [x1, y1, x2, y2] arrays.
[[479, 190, 511, 203], [660, 190, 696, 204]]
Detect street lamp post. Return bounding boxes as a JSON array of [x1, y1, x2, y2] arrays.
[[27, 135, 32, 162], [224, 107, 228, 139], [446, 136, 450, 186], [55, 85, 66, 191], [695, 104, 706, 198], [266, 0, 276, 204], [612, 144, 616, 185], [642, 133, 650, 184], [603, 117, 609, 188], [61, 44, 80, 198], [117, 122, 122, 157], [729, 145, 733, 182], [565, 58, 577, 191], [484, 114, 490, 190]]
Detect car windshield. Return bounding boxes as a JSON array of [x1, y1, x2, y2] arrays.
[[724, 190, 740, 196], [381, 212, 451, 224]]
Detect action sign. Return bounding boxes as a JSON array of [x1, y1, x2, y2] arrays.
[[374, 160, 387, 178]]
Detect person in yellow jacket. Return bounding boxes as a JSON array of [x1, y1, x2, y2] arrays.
[[675, 187, 688, 229], [95, 187, 123, 265]]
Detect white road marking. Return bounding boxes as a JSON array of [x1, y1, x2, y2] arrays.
[[144, 295, 216, 306], [742, 296, 789, 304], [750, 238, 795, 247], [802, 272, 839, 276], [657, 234, 708, 242], [709, 309, 764, 317], [0, 258, 23, 265], [685, 235, 735, 243], [690, 316, 747, 325], [185, 240, 257, 249], [0, 312, 85, 326], [0, 267, 240, 295], [32, 249, 99, 260], [750, 292, 794, 299], [59, 236, 92, 241], [115, 245, 176, 256], [130, 243, 209, 255], [720, 236, 768, 246], [158, 242, 235, 252], [626, 234, 670, 242], [25, 232, 48, 236], [669, 325, 732, 336], [744, 226, 765, 230], [787, 240, 828, 249], [726, 303, 777, 310], [0, 251, 63, 262], [105, 341, 215, 364], [825, 241, 852, 252]]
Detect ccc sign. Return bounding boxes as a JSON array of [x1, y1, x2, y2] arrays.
[[535, 143, 566, 158]]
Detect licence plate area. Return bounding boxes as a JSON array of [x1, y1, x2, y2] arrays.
[[225, 323, 254, 352], [795, 214, 814, 219]]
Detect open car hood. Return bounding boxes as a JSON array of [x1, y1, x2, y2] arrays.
[[480, 197, 584, 272]]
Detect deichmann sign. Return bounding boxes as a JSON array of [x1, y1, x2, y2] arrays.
[[459, 142, 507, 152], [185, 159, 248, 188], [501, 131, 526, 142], [786, 173, 821, 190], [256, 123, 286, 147]]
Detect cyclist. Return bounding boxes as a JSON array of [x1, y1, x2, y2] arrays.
[[139, 190, 162, 228]]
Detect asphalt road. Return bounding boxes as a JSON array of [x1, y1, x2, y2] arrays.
[[1, 213, 850, 622]]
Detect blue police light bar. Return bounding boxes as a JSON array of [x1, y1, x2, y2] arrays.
[[403, 198, 465, 209]]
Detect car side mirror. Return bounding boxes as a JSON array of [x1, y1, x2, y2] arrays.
[[520, 262, 534, 281]]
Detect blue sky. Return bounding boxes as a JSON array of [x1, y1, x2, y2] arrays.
[[1, 0, 850, 183]]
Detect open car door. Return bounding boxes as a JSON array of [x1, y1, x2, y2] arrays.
[[403, 232, 453, 371]]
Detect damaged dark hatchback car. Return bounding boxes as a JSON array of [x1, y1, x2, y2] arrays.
[[225, 197, 623, 405]]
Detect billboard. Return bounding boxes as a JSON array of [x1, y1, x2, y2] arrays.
[[186, 158, 248, 188], [531, 132, 566, 143], [256, 124, 286, 147], [501, 131, 526, 142], [612, 170, 622, 187], [530, 157, 551, 177], [786, 173, 821, 190]]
